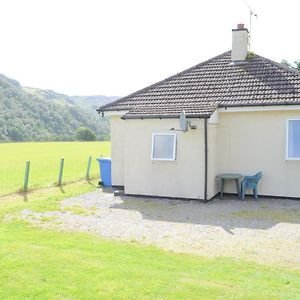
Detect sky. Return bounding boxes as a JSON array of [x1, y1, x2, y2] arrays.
[[0, 0, 299, 97]]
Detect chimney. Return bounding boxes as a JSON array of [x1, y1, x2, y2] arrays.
[[231, 24, 249, 61]]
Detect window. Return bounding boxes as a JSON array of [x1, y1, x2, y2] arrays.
[[151, 133, 176, 161], [286, 119, 300, 160]]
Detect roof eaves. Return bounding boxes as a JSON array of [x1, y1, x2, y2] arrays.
[[96, 106, 132, 113], [218, 101, 300, 109], [121, 111, 213, 120]]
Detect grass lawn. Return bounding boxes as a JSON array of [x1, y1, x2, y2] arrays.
[[0, 141, 111, 195], [0, 182, 300, 299]]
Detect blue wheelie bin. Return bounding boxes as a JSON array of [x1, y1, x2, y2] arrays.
[[96, 157, 112, 187]]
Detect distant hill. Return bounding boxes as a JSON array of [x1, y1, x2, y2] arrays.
[[24, 88, 119, 111], [70, 95, 119, 110], [0, 74, 119, 142]]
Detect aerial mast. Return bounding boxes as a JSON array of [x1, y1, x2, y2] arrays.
[[243, 0, 257, 50]]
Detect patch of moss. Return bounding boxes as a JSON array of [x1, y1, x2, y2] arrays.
[[246, 51, 255, 60], [63, 205, 96, 216], [40, 216, 57, 223], [63, 206, 89, 216]]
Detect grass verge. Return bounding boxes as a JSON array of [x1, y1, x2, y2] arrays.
[[0, 181, 300, 299]]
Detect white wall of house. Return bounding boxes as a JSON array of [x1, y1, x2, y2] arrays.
[[207, 124, 219, 199], [110, 109, 300, 200], [215, 110, 300, 198], [118, 118, 206, 199], [111, 116, 125, 186]]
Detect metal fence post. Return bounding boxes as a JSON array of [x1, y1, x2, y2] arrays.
[[58, 158, 64, 186], [86, 156, 92, 180], [23, 161, 30, 192]]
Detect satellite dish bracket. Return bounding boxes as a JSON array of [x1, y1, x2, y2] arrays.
[[174, 111, 197, 132], [187, 121, 197, 130]]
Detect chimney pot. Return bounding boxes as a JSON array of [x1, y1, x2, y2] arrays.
[[237, 23, 244, 30]]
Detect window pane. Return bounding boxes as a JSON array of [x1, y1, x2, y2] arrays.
[[153, 135, 175, 159], [288, 120, 300, 158]]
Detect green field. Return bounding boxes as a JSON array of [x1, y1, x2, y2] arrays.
[[1, 182, 300, 299], [0, 142, 111, 195]]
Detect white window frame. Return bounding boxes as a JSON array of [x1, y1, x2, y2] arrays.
[[151, 133, 177, 161], [286, 119, 300, 160]]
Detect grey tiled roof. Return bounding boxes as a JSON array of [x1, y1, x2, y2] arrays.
[[98, 51, 300, 119]]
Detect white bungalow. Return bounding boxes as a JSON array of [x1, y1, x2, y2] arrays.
[[98, 25, 300, 200]]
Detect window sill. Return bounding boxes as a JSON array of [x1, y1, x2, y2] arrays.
[[151, 158, 176, 161]]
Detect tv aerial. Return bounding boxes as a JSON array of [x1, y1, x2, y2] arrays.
[[243, 0, 258, 50]]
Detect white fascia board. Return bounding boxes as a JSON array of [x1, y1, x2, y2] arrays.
[[219, 105, 300, 113], [102, 110, 129, 117]]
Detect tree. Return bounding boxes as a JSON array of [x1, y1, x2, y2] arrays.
[[8, 127, 23, 141], [281, 59, 291, 68], [76, 127, 97, 141], [281, 59, 300, 71]]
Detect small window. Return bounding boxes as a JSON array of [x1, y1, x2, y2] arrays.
[[151, 133, 176, 161], [287, 119, 300, 160]]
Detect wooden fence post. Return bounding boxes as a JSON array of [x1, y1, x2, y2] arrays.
[[23, 161, 30, 192], [58, 158, 64, 186], [86, 156, 92, 180]]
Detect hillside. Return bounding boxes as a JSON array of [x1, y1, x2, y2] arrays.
[[0, 74, 119, 142], [24, 88, 118, 111], [70, 95, 118, 110]]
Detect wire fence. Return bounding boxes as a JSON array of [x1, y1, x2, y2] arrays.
[[0, 155, 101, 196]]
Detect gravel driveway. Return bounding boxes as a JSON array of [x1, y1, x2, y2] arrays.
[[21, 188, 300, 268]]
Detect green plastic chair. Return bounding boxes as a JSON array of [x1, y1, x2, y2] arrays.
[[241, 172, 262, 199]]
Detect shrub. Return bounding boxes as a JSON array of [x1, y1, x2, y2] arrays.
[[76, 127, 96, 141]]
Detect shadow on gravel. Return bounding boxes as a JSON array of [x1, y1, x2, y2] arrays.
[[111, 195, 300, 233]]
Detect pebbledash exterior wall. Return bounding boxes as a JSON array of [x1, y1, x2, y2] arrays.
[[111, 117, 206, 199], [111, 109, 300, 200], [111, 116, 125, 186], [124, 119, 206, 199], [213, 109, 300, 198]]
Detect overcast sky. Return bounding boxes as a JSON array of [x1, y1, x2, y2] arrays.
[[0, 0, 299, 96]]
